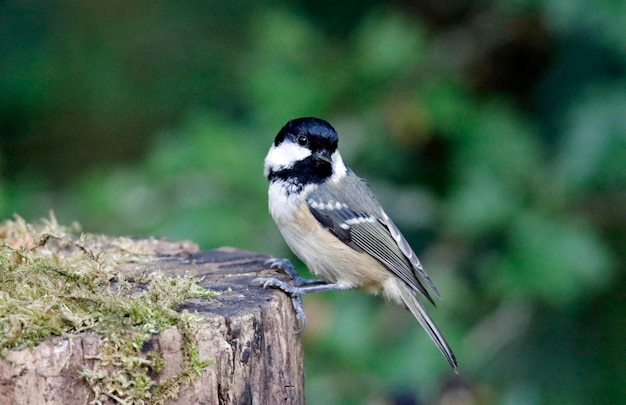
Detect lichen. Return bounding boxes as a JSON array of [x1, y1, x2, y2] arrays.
[[0, 214, 216, 404]]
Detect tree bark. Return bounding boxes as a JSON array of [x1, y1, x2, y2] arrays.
[[0, 244, 304, 405]]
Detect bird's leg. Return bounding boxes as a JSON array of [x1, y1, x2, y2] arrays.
[[251, 258, 348, 333]]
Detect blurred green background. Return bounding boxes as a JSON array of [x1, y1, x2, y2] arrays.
[[1, 1, 624, 404]]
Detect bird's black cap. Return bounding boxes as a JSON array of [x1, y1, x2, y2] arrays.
[[275, 117, 339, 153]]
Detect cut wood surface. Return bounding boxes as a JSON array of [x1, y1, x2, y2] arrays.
[[0, 241, 304, 405]]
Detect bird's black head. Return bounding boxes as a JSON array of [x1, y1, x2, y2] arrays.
[[265, 117, 341, 186], [274, 117, 338, 154]]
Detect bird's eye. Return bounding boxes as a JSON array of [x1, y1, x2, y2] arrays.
[[297, 135, 309, 146]]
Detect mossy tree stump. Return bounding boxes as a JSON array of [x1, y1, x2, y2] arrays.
[[0, 227, 304, 405]]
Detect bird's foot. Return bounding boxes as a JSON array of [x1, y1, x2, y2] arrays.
[[251, 258, 317, 333], [263, 258, 325, 287], [252, 258, 343, 333], [250, 276, 307, 332]]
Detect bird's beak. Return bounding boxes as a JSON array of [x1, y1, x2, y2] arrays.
[[313, 150, 332, 164]]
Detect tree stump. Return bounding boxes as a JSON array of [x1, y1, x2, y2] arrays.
[[0, 240, 304, 405]]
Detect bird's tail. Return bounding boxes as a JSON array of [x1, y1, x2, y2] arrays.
[[395, 280, 458, 370]]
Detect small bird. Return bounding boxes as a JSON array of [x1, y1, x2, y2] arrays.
[[252, 117, 457, 369]]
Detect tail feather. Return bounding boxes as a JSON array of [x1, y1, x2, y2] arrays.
[[396, 281, 458, 370]]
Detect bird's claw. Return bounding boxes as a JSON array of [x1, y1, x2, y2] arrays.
[[264, 258, 300, 281], [291, 294, 306, 333], [250, 275, 307, 333], [251, 257, 328, 332], [264, 258, 325, 287], [250, 276, 298, 294]]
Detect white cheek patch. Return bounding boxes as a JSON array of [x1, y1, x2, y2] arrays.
[[330, 151, 348, 183], [264, 142, 311, 174]]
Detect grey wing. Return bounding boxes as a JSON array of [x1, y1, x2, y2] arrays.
[[380, 211, 440, 297], [307, 200, 437, 304]]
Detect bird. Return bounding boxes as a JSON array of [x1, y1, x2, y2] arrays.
[[251, 117, 457, 370]]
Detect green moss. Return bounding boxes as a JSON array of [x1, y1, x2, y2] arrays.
[[0, 214, 216, 404]]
